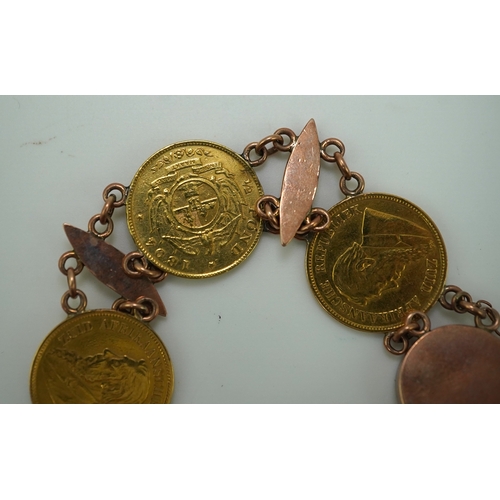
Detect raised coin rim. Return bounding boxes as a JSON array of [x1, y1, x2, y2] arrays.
[[30, 310, 174, 404], [398, 324, 500, 404], [306, 193, 447, 332], [126, 140, 264, 278]]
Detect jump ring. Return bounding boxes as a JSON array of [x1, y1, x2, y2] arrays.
[[88, 214, 114, 238], [404, 311, 431, 337], [66, 267, 78, 298], [475, 306, 500, 332], [242, 143, 268, 167], [133, 259, 167, 283], [59, 251, 84, 276], [123, 252, 148, 278], [333, 152, 351, 180], [99, 194, 116, 225], [383, 331, 409, 355], [320, 138, 346, 162], [339, 172, 365, 196], [452, 291, 473, 314], [61, 289, 87, 314], [439, 285, 463, 310], [103, 183, 127, 207], [273, 128, 297, 152], [255, 134, 282, 156], [308, 208, 331, 232]]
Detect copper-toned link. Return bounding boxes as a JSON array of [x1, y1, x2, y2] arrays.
[[112, 296, 159, 322], [123, 251, 146, 278], [476, 299, 493, 309], [133, 260, 167, 283], [58, 251, 84, 276], [296, 217, 317, 234], [257, 196, 331, 238], [103, 183, 127, 207], [451, 290, 474, 314], [320, 138, 345, 162], [266, 215, 280, 231], [255, 195, 280, 219], [136, 297, 159, 322], [392, 322, 420, 343], [333, 151, 351, 180], [475, 306, 500, 333], [88, 214, 114, 239], [339, 171, 365, 196], [111, 297, 128, 311], [256, 195, 280, 231], [112, 298, 148, 313], [461, 301, 488, 318], [243, 128, 298, 166], [99, 193, 116, 225], [404, 311, 431, 337], [264, 223, 280, 235], [273, 128, 297, 152], [123, 251, 167, 283], [384, 331, 410, 355], [264, 202, 278, 220], [308, 208, 330, 232], [296, 210, 330, 235], [255, 134, 283, 156], [439, 285, 463, 310], [66, 267, 78, 298], [242, 142, 268, 167], [61, 289, 87, 314], [392, 310, 431, 342]]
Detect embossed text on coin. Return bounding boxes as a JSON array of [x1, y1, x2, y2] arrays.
[[127, 141, 263, 278], [31, 310, 174, 404], [306, 193, 447, 331]]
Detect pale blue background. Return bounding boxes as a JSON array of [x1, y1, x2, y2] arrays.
[[1, 96, 499, 403]]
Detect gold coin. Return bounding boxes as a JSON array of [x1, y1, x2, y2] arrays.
[[31, 310, 174, 404], [127, 141, 263, 278], [306, 193, 447, 332]]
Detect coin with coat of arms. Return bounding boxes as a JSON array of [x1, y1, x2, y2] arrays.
[[127, 141, 263, 278], [31, 310, 174, 404], [306, 193, 447, 332]]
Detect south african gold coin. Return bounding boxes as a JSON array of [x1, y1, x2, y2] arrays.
[[31, 310, 174, 404], [127, 141, 264, 278], [306, 193, 447, 332]]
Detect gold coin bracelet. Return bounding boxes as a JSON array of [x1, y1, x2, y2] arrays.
[[31, 120, 500, 404]]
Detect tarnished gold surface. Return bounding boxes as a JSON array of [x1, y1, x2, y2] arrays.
[[306, 193, 447, 332], [127, 141, 263, 278], [31, 310, 174, 404], [399, 325, 500, 403]]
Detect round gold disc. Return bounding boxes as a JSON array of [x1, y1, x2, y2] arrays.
[[398, 325, 500, 403], [127, 141, 264, 278], [306, 193, 447, 332], [31, 310, 174, 404]]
